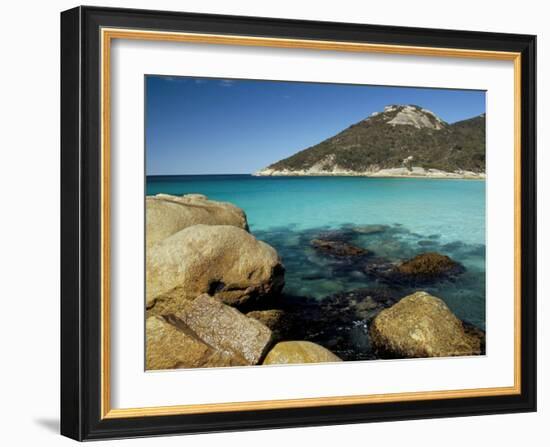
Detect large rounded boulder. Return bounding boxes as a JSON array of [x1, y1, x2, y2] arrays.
[[369, 291, 482, 358], [263, 341, 342, 365], [146, 194, 249, 248], [146, 224, 284, 315]]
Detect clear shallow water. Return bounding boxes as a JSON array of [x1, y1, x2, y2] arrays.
[[147, 175, 486, 329]]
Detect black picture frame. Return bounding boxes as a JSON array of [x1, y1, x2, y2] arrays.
[[61, 5, 536, 441]]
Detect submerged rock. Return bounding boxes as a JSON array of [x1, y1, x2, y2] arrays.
[[315, 229, 355, 241], [146, 224, 284, 315], [146, 193, 249, 248], [417, 240, 437, 247], [365, 252, 465, 285], [311, 238, 370, 257], [353, 224, 389, 235], [263, 341, 342, 365], [369, 291, 482, 358], [396, 252, 465, 280], [146, 315, 246, 370], [174, 294, 274, 365]]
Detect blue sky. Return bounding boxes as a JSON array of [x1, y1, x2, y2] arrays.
[[146, 76, 485, 175]]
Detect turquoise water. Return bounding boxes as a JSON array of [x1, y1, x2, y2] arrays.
[[147, 175, 486, 329]]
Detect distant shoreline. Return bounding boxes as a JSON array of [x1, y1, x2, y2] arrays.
[[253, 174, 486, 180], [147, 172, 486, 180], [252, 167, 486, 180]]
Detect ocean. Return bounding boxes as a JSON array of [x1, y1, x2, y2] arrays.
[[147, 174, 486, 331]]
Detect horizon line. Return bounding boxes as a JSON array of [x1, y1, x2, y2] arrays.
[[147, 173, 254, 176]]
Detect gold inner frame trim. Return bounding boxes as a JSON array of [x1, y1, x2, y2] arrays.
[[100, 27, 522, 419]]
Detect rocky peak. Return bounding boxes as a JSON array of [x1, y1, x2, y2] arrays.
[[369, 104, 446, 130]]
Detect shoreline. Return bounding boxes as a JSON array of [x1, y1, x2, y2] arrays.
[[252, 170, 486, 180], [146, 171, 486, 180]]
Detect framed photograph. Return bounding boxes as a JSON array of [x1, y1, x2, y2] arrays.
[[60, 6, 536, 441]]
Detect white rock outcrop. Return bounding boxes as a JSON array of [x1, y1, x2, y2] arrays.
[[388, 105, 445, 130]]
